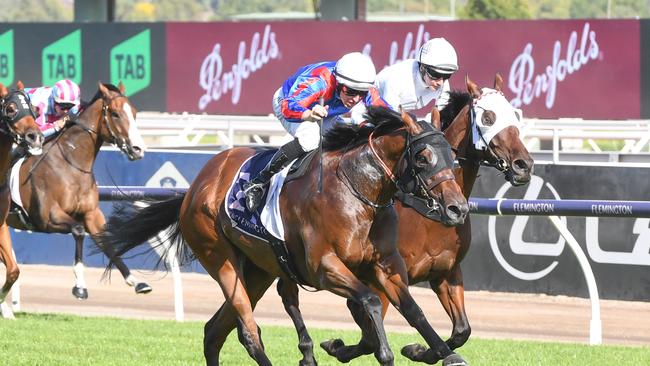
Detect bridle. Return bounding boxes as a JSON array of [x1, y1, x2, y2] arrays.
[[469, 91, 511, 174], [0, 89, 37, 145], [338, 121, 455, 210], [33, 94, 132, 174], [68, 94, 130, 153]]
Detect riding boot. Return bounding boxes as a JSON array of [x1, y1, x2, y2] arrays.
[[244, 139, 305, 212]]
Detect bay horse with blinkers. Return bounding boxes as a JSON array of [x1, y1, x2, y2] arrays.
[[274, 74, 535, 365], [95, 106, 470, 366], [1, 82, 150, 309], [0, 81, 44, 318]]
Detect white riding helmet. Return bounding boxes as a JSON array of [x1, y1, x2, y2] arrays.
[[334, 52, 377, 91], [417, 38, 459, 74]]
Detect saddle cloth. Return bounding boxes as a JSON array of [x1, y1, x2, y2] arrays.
[[8, 157, 34, 229], [9, 157, 26, 209], [225, 150, 296, 242]]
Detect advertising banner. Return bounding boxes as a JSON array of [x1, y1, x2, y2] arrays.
[[466, 164, 650, 301], [166, 19, 639, 119], [0, 23, 166, 111]]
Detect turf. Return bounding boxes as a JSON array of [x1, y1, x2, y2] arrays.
[[0, 313, 648, 365]]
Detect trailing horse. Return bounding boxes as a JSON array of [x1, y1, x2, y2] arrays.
[[2, 82, 150, 308], [95, 106, 470, 366], [0, 81, 44, 318]]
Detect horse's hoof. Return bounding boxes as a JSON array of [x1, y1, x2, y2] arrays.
[[400, 343, 428, 361], [443, 353, 469, 366], [299, 359, 318, 366], [72, 286, 89, 300], [320, 339, 345, 356], [135, 282, 152, 294], [0, 302, 16, 319]]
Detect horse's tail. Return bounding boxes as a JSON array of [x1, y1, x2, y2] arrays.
[[93, 194, 191, 276]]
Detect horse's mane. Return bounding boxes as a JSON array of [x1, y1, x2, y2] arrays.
[[78, 83, 122, 110], [439, 91, 472, 131], [322, 106, 410, 152]]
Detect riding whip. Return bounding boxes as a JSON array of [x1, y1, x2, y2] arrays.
[[317, 96, 324, 193]]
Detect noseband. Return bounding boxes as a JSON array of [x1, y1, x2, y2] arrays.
[[340, 121, 455, 209]]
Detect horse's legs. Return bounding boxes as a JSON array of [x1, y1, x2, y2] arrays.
[[85, 208, 151, 294], [0, 223, 17, 319], [432, 267, 471, 350], [372, 253, 466, 365], [203, 260, 276, 366], [316, 255, 394, 366], [71, 229, 88, 299], [193, 242, 271, 366], [320, 291, 388, 362], [276, 279, 318, 366]]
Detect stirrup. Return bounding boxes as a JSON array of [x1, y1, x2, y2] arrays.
[[243, 182, 266, 212]]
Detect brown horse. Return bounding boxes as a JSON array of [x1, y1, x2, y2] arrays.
[[95, 106, 470, 366], [1, 82, 150, 307], [272, 74, 535, 365], [0, 82, 44, 318]]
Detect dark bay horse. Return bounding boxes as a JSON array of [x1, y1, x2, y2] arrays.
[[2, 82, 150, 304], [0, 82, 44, 318], [96, 106, 470, 366], [274, 74, 535, 365]]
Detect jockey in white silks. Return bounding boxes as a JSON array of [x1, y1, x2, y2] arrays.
[[351, 37, 459, 123]]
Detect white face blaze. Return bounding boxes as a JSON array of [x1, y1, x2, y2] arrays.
[[122, 102, 147, 153], [471, 87, 523, 150]]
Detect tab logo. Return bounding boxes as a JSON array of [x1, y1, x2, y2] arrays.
[[110, 30, 151, 96], [42, 29, 82, 86], [0, 30, 14, 85]]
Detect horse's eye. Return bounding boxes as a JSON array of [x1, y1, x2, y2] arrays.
[[110, 111, 120, 119], [4, 102, 17, 118], [481, 110, 496, 126]]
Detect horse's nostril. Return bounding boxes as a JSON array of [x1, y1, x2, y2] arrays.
[[447, 204, 461, 219], [26, 132, 41, 144], [513, 158, 530, 173]]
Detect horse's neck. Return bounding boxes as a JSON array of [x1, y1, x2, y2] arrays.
[[0, 135, 14, 185], [54, 102, 105, 168], [339, 135, 402, 206], [445, 106, 479, 198]]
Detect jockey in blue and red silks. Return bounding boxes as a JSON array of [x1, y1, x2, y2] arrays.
[[243, 52, 389, 211], [24, 79, 81, 138]]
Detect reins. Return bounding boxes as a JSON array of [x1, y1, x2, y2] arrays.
[[28, 96, 122, 175]]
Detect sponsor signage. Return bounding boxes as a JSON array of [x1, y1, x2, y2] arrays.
[[0, 30, 14, 85], [110, 29, 151, 96], [41, 29, 82, 86], [166, 19, 639, 119], [0, 24, 165, 111], [465, 165, 650, 301]]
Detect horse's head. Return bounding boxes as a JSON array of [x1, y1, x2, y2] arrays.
[[0, 81, 43, 155], [466, 74, 534, 186], [96, 82, 146, 160], [393, 108, 468, 226]]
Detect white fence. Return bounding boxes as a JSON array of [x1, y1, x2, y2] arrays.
[[137, 112, 650, 165]]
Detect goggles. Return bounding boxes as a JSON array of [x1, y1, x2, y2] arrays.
[[56, 102, 75, 111], [341, 85, 368, 98], [422, 65, 452, 81]]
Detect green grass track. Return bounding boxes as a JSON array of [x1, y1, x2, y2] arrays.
[[1, 313, 648, 365]]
